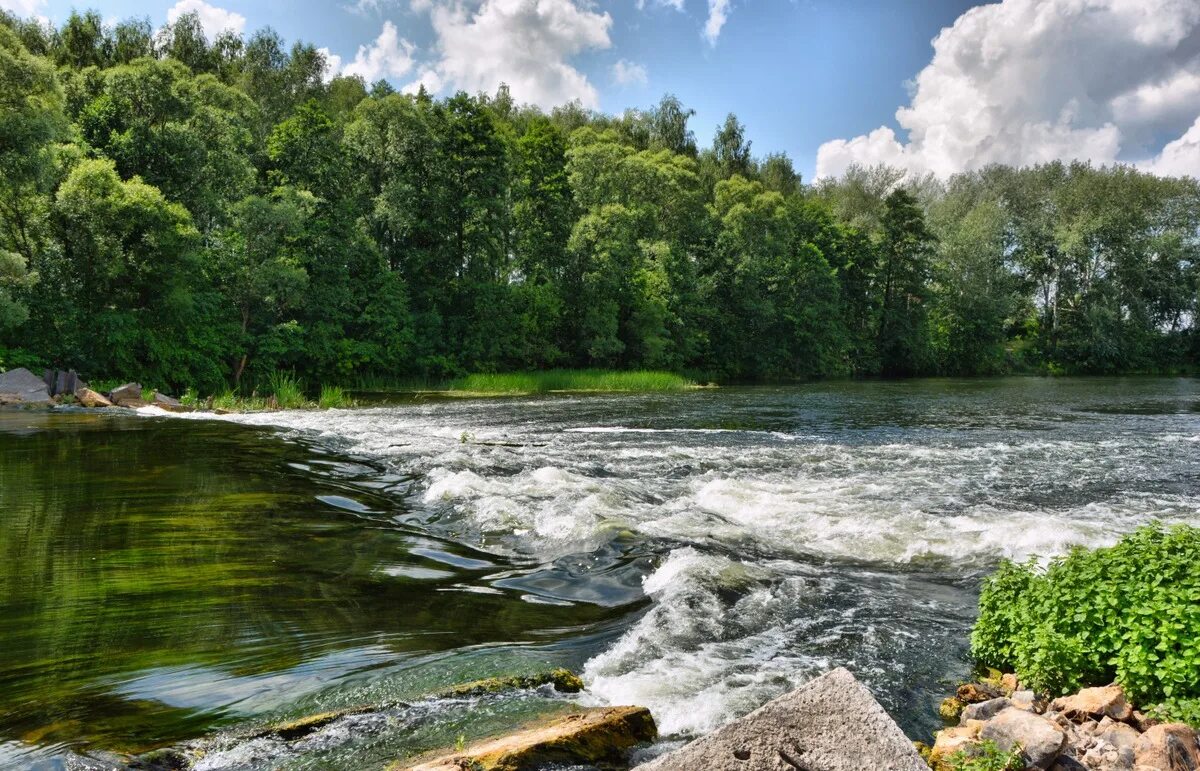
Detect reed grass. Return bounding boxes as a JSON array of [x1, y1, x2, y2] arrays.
[[318, 385, 351, 409], [448, 369, 695, 394]]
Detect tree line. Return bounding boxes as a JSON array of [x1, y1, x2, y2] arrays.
[[1, 10, 1197, 392]]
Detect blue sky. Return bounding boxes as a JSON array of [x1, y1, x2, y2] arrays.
[[8, 0, 1200, 180]]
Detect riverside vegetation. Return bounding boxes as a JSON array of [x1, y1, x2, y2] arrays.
[[1, 10, 1199, 398]]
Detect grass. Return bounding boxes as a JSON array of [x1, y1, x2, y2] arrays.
[[266, 371, 306, 409], [447, 369, 696, 394], [318, 385, 351, 409]]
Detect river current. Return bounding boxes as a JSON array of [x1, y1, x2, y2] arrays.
[[1, 378, 1197, 769]]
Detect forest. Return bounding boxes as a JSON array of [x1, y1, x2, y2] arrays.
[[1, 10, 1198, 393]]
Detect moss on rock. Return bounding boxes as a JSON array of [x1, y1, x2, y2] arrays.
[[440, 668, 584, 698]]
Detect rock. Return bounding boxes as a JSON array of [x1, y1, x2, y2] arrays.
[[931, 723, 982, 769], [1133, 724, 1200, 770], [958, 682, 1005, 704], [109, 382, 146, 407], [255, 707, 373, 741], [440, 668, 585, 698], [151, 391, 191, 413], [1001, 673, 1020, 694], [402, 706, 656, 771], [0, 367, 52, 404], [1131, 711, 1160, 733], [1051, 686, 1134, 723], [1012, 690, 1039, 712], [74, 387, 113, 408], [634, 667, 927, 771], [940, 696, 967, 722], [1052, 757, 1088, 771], [963, 697, 1013, 722], [1097, 718, 1141, 753], [981, 707, 1068, 769]]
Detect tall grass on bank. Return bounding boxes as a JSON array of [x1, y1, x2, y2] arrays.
[[448, 369, 695, 394], [267, 371, 306, 409], [318, 385, 350, 409]]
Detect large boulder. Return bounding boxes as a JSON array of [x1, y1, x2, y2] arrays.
[[634, 667, 928, 771], [109, 382, 146, 408], [0, 367, 51, 404], [402, 706, 656, 771], [1133, 723, 1200, 770], [962, 697, 1013, 722], [930, 723, 983, 769], [74, 388, 113, 408], [1051, 685, 1134, 723], [980, 707, 1067, 769], [151, 391, 191, 413]]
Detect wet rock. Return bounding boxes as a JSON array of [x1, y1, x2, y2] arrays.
[[958, 682, 1005, 704], [1051, 686, 1134, 723], [962, 697, 1013, 722], [75, 387, 113, 408], [402, 706, 656, 771], [940, 696, 967, 722], [128, 747, 191, 770], [634, 667, 927, 770], [440, 668, 584, 698], [1133, 723, 1200, 770], [0, 367, 51, 403], [254, 707, 374, 741], [980, 707, 1067, 769], [151, 391, 191, 413], [109, 382, 146, 407]]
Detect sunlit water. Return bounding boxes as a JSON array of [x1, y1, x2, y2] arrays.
[[1, 378, 1197, 769]]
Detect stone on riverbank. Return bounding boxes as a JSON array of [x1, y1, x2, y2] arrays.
[[151, 391, 191, 413], [980, 707, 1067, 768], [401, 706, 656, 771], [634, 667, 927, 771], [109, 382, 146, 407], [1051, 685, 1133, 723], [440, 667, 584, 698], [1133, 723, 1200, 770], [0, 367, 51, 404], [75, 387, 113, 408]]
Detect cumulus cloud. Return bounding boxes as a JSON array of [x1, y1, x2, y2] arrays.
[[636, 0, 684, 11], [815, 0, 1200, 180], [342, 20, 417, 82], [165, 0, 246, 40], [704, 0, 731, 45], [612, 59, 648, 86], [405, 0, 612, 109], [317, 47, 344, 83], [0, 0, 46, 18]]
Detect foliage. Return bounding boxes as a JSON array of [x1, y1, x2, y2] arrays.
[[266, 370, 306, 409], [0, 12, 1196, 390], [448, 369, 693, 393], [971, 525, 1200, 708], [945, 739, 1025, 771], [317, 384, 349, 409]]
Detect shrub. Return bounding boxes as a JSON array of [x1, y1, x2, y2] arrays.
[[448, 369, 694, 393], [971, 525, 1200, 717], [946, 739, 1024, 771], [318, 385, 350, 409], [267, 371, 307, 409]]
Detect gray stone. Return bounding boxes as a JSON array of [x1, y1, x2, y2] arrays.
[[0, 367, 52, 403], [151, 392, 191, 413], [963, 697, 1013, 722], [634, 668, 927, 771], [1012, 689, 1038, 711], [109, 382, 146, 407], [981, 707, 1067, 769]]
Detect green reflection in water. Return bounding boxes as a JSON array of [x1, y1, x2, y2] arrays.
[[0, 411, 616, 755]]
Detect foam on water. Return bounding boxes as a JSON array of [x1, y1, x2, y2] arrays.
[[139, 382, 1200, 740]]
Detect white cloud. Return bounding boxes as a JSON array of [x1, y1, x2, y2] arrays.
[[636, 0, 684, 11], [704, 0, 731, 45], [165, 0, 246, 41], [342, 20, 417, 82], [815, 0, 1200, 180], [612, 59, 648, 86], [1143, 116, 1200, 177], [0, 0, 46, 19], [317, 47, 344, 83], [405, 0, 612, 109]]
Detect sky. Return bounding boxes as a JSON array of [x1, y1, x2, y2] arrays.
[[5, 0, 1200, 182]]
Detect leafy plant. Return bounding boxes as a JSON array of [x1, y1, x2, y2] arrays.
[[318, 385, 350, 409], [267, 371, 307, 409], [971, 525, 1200, 708], [946, 740, 1024, 771]]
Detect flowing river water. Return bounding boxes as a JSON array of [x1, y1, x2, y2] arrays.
[[1, 378, 1198, 769]]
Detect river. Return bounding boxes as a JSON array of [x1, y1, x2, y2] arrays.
[[1, 378, 1197, 769]]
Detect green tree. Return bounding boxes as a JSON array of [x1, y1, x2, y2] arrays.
[[876, 189, 934, 376]]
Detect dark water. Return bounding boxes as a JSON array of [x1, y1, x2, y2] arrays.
[[1, 378, 1197, 769]]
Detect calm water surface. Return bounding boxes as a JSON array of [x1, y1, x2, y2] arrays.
[[1, 378, 1197, 769]]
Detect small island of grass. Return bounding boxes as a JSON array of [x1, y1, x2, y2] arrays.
[[446, 369, 698, 395]]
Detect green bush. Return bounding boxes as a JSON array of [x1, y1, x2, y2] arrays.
[[947, 739, 1024, 771], [267, 371, 307, 409], [318, 385, 350, 409], [971, 525, 1200, 717]]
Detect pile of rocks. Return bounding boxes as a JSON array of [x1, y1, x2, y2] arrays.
[[928, 678, 1200, 770], [0, 367, 191, 412]]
